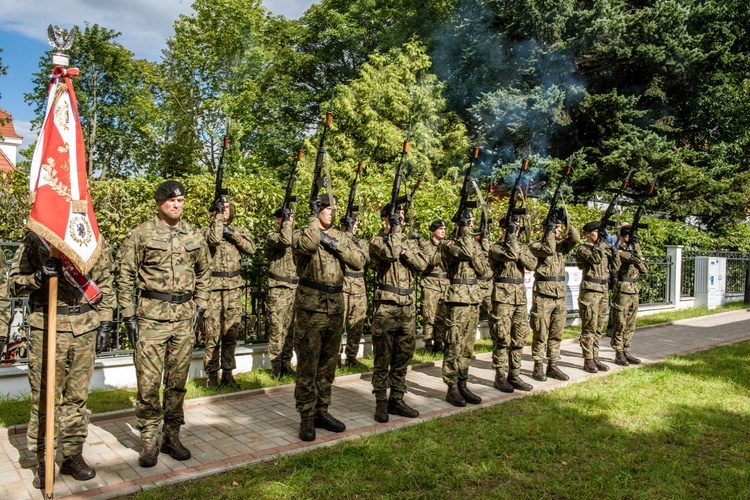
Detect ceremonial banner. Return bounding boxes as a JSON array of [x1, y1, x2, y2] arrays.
[[27, 65, 102, 274]]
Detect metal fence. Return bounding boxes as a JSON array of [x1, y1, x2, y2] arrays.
[[681, 250, 750, 297]]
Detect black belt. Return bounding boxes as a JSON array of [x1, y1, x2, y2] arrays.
[[299, 278, 342, 293], [140, 290, 194, 303], [477, 276, 492, 282], [583, 278, 609, 285], [34, 303, 94, 315], [378, 284, 414, 296], [619, 277, 638, 283], [212, 270, 241, 278], [426, 272, 447, 279], [269, 273, 299, 285], [536, 275, 565, 282], [451, 278, 477, 285], [345, 271, 364, 278], [494, 277, 524, 284]]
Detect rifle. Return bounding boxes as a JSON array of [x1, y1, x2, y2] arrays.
[[279, 148, 303, 223], [405, 173, 424, 236], [630, 174, 658, 241], [598, 168, 634, 242], [387, 127, 411, 231], [310, 108, 333, 214], [477, 177, 493, 240], [451, 145, 480, 233], [342, 161, 364, 229], [210, 135, 230, 211], [503, 157, 529, 241], [543, 160, 574, 228]]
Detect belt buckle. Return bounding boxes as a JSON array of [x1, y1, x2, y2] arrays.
[[68, 305, 81, 314], [170, 294, 182, 303], [399, 288, 408, 295], [326, 285, 336, 293]]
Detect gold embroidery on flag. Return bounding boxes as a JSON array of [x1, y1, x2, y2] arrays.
[[72, 200, 88, 213], [68, 214, 93, 245], [42, 156, 72, 201]]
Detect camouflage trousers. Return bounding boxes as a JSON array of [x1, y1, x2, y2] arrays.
[[202, 288, 242, 374], [265, 287, 296, 367], [442, 303, 479, 386], [342, 291, 367, 360], [27, 326, 95, 457], [421, 286, 442, 342], [293, 308, 343, 417], [530, 293, 567, 363], [134, 317, 193, 441], [491, 302, 529, 376], [578, 289, 608, 359], [479, 283, 495, 335], [371, 301, 416, 401], [611, 291, 639, 352]]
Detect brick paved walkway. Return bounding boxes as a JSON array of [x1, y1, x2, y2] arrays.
[[3, 309, 750, 499]]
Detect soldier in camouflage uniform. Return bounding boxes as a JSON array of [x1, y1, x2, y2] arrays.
[[478, 232, 494, 351], [266, 207, 299, 378], [10, 232, 116, 488], [419, 220, 449, 353], [442, 210, 490, 407], [611, 225, 648, 366], [201, 197, 256, 388], [576, 221, 621, 373], [369, 204, 429, 422], [293, 194, 366, 442], [117, 180, 212, 468], [489, 217, 538, 393], [529, 215, 580, 382], [0, 255, 10, 358], [339, 214, 369, 368]]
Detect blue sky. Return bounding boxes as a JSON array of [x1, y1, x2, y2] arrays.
[[0, 0, 315, 152]]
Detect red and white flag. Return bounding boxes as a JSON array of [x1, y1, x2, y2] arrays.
[[27, 65, 102, 277]]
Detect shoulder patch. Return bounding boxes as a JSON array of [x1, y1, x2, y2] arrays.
[[125, 232, 132, 238]]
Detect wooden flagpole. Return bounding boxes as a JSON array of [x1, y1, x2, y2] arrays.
[[44, 249, 58, 498]]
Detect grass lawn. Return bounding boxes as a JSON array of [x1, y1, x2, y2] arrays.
[[133, 339, 750, 499]]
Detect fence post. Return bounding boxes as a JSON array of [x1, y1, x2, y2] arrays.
[[666, 245, 683, 308], [744, 264, 750, 305]]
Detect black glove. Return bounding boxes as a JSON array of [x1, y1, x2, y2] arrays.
[[192, 307, 206, 338], [388, 212, 403, 227], [281, 207, 293, 222], [210, 198, 225, 214], [630, 234, 640, 244], [223, 226, 235, 240], [599, 226, 609, 241], [342, 216, 355, 233], [507, 219, 519, 236], [458, 212, 473, 228], [96, 321, 114, 355], [309, 197, 322, 217], [34, 257, 62, 285], [410, 231, 423, 241], [319, 231, 339, 252], [123, 316, 139, 347]]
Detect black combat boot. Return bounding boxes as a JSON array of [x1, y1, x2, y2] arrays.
[[432, 340, 444, 354], [532, 361, 547, 381], [206, 372, 219, 389], [61, 454, 96, 481], [299, 416, 316, 441], [457, 380, 482, 404], [32, 462, 45, 489], [507, 373, 533, 392], [282, 362, 297, 376], [314, 411, 346, 432], [615, 351, 629, 366], [374, 400, 389, 422], [493, 373, 514, 393], [594, 358, 610, 372], [445, 385, 467, 407], [161, 435, 191, 460], [624, 351, 641, 364], [271, 361, 282, 379], [138, 440, 159, 467], [546, 362, 569, 381], [424, 339, 433, 352], [221, 371, 240, 389], [388, 398, 419, 418], [583, 358, 598, 373]]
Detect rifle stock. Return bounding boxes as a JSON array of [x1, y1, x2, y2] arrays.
[[503, 157, 529, 241], [630, 174, 658, 238], [543, 161, 573, 228], [451, 146, 480, 231], [598, 168, 634, 241]]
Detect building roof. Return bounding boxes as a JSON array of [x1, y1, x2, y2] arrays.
[[0, 148, 15, 172], [0, 109, 23, 140]]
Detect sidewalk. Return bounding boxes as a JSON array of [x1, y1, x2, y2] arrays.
[[3, 309, 750, 499]]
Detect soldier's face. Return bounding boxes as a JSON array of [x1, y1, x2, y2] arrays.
[[318, 205, 333, 228], [222, 203, 231, 221], [433, 227, 445, 240], [555, 224, 562, 237], [157, 196, 185, 224]]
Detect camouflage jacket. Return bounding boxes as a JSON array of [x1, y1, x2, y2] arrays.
[[477, 238, 493, 299], [369, 225, 428, 306], [1, 253, 12, 334], [343, 233, 369, 296], [489, 234, 537, 305], [202, 213, 256, 291], [576, 239, 621, 293], [10, 232, 116, 335], [265, 220, 298, 289], [117, 216, 211, 321], [530, 225, 581, 299], [418, 236, 448, 290], [616, 242, 648, 295], [292, 217, 366, 314], [442, 226, 490, 305]]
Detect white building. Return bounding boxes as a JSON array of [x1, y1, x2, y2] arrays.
[[0, 109, 23, 172]]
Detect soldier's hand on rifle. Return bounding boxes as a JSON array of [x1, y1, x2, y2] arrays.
[[34, 257, 62, 285], [96, 321, 114, 355], [507, 219, 519, 236], [457, 210, 473, 228], [630, 234, 640, 244], [599, 226, 609, 241], [123, 316, 139, 347], [319, 231, 339, 252], [281, 207, 293, 222], [480, 229, 488, 241], [210, 198, 225, 214], [388, 212, 403, 227], [410, 231, 423, 241], [309, 197, 322, 217], [342, 216, 355, 233], [546, 219, 557, 234], [192, 307, 206, 338], [223, 226, 235, 240]]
